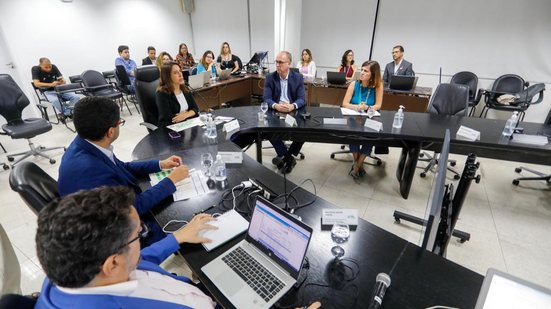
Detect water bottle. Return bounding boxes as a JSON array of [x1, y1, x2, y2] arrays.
[[392, 105, 405, 129], [367, 106, 375, 118], [211, 65, 217, 80], [206, 116, 217, 139], [213, 154, 227, 182], [502, 111, 519, 137]]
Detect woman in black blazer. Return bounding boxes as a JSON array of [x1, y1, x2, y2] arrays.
[[156, 62, 199, 127]]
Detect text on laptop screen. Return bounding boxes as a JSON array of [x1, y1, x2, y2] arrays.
[[248, 200, 311, 272]]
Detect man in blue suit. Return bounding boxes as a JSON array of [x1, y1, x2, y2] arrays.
[[58, 96, 189, 244], [263, 51, 305, 173], [35, 186, 218, 308]]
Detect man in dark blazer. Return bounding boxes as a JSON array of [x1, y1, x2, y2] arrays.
[[142, 46, 157, 65], [383, 45, 415, 86], [263, 51, 305, 173], [58, 96, 189, 244]]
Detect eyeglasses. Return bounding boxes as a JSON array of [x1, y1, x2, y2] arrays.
[[115, 118, 126, 127], [122, 221, 149, 248]]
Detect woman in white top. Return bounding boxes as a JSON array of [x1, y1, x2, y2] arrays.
[[296, 48, 316, 78], [155, 62, 199, 127]]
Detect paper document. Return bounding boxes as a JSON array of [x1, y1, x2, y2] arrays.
[[341, 107, 380, 117], [200, 209, 249, 251], [149, 169, 210, 201], [510, 134, 548, 146], [166, 117, 204, 132]]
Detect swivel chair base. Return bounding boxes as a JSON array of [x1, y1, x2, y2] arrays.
[[7, 138, 65, 166], [512, 166, 551, 186], [329, 145, 383, 167], [393, 210, 470, 243], [418, 151, 460, 180]]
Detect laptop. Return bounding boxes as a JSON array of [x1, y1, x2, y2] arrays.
[[201, 70, 211, 84], [202, 196, 313, 308], [188, 73, 205, 89], [389, 75, 418, 90], [218, 69, 232, 80], [326, 71, 347, 85], [346, 71, 361, 84], [475, 268, 551, 309]]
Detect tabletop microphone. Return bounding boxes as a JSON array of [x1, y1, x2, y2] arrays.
[[367, 272, 391, 309]]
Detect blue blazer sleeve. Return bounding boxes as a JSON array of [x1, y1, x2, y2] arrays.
[[141, 234, 180, 264], [134, 178, 176, 215], [290, 72, 305, 108], [263, 73, 278, 106]]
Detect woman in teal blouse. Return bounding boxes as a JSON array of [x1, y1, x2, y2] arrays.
[[341, 60, 384, 179]]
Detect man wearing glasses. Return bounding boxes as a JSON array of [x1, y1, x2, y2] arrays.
[[263, 51, 305, 173], [58, 97, 190, 245], [382, 45, 415, 87], [35, 186, 218, 308]]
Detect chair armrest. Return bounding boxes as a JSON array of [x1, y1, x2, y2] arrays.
[[85, 84, 113, 91], [55, 83, 85, 94], [140, 122, 158, 131], [474, 88, 484, 103]]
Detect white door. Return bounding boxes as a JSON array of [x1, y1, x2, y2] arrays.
[[0, 27, 41, 120]]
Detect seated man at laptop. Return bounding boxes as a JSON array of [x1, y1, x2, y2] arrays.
[[35, 186, 218, 308], [115, 45, 137, 93], [58, 96, 190, 245], [382, 45, 415, 86], [263, 51, 305, 174]]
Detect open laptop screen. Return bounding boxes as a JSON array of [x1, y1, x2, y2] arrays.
[[247, 197, 312, 277]]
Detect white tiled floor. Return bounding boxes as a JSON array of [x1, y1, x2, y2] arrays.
[[2, 109, 551, 295]]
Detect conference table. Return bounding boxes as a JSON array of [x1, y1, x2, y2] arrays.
[[191, 73, 432, 113], [130, 107, 505, 309]]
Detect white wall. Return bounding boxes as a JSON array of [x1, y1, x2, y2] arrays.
[[250, 0, 275, 66], [0, 0, 192, 109], [283, 0, 302, 64]]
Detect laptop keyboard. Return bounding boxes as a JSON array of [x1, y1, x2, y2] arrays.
[[222, 247, 285, 302]]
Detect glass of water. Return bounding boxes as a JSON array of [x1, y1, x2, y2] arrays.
[[330, 224, 350, 259], [260, 102, 269, 118], [199, 112, 208, 126], [200, 153, 213, 177]]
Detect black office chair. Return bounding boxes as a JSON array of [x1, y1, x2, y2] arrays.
[[1, 142, 8, 170], [512, 106, 551, 186], [0, 74, 65, 166], [102, 69, 117, 84], [9, 161, 59, 215], [419, 83, 469, 179], [115, 65, 140, 113], [450, 71, 482, 117], [478, 74, 530, 120], [53, 83, 84, 132], [68, 75, 83, 84], [330, 145, 383, 166], [134, 65, 161, 132], [80, 69, 132, 114], [30, 82, 60, 124], [0, 294, 37, 309]]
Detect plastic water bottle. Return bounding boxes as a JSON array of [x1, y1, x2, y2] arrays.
[[502, 111, 519, 137], [213, 154, 227, 182], [206, 116, 217, 139], [392, 105, 405, 129]]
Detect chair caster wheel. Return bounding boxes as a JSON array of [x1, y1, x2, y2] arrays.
[[512, 179, 519, 186], [330, 154, 335, 159], [49, 159, 56, 164], [459, 239, 467, 244], [376, 160, 382, 166], [7, 157, 14, 162], [450, 162, 456, 167], [514, 167, 522, 173], [340, 145, 345, 150], [419, 153, 425, 158], [299, 154, 305, 159], [3, 165, 9, 170], [454, 174, 460, 180], [394, 217, 400, 223], [39, 146, 46, 150], [63, 147, 67, 151], [420, 172, 426, 178]]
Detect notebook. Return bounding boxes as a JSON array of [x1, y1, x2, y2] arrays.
[[202, 196, 313, 308]]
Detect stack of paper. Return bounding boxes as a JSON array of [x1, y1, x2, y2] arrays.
[[149, 169, 210, 201], [340, 107, 381, 117], [166, 117, 204, 132]]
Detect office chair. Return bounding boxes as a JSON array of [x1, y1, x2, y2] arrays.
[[53, 83, 84, 132], [330, 145, 383, 166], [478, 74, 529, 120], [1, 141, 8, 170], [419, 83, 469, 179], [134, 65, 161, 132], [80, 69, 133, 114], [115, 65, 140, 113], [102, 69, 117, 83], [512, 106, 551, 186], [30, 82, 60, 124], [68, 75, 83, 84], [450, 71, 483, 117], [9, 161, 59, 215], [0, 74, 65, 166]]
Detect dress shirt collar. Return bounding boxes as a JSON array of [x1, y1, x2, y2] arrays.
[[86, 139, 115, 164]]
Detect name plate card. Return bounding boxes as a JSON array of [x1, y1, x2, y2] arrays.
[[222, 119, 240, 132], [285, 114, 297, 127], [323, 118, 348, 125], [217, 151, 243, 164], [456, 125, 480, 141], [364, 118, 383, 131]]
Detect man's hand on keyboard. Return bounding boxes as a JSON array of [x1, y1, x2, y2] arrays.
[[296, 301, 321, 309], [174, 213, 217, 244]]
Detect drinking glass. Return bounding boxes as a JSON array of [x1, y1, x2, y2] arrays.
[[200, 153, 213, 177], [330, 224, 350, 259], [199, 112, 208, 126], [260, 102, 269, 118]]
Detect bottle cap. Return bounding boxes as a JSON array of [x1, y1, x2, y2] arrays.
[[216, 154, 222, 160]]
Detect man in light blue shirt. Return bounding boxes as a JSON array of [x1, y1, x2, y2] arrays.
[[115, 45, 137, 93]]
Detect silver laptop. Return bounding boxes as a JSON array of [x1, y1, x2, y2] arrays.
[[201, 70, 211, 84], [218, 68, 232, 80], [202, 196, 313, 308], [475, 268, 551, 309], [188, 73, 204, 89]]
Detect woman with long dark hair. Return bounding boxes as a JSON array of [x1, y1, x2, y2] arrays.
[[337, 49, 357, 80]]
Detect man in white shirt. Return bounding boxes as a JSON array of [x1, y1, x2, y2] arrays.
[[382, 45, 415, 86]]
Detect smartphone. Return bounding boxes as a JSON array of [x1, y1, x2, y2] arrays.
[[56, 76, 63, 80], [168, 131, 181, 139]]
